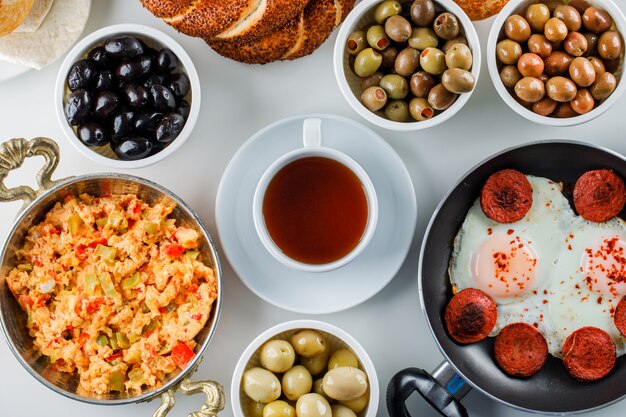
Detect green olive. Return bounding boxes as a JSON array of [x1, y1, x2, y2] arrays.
[[525, 3, 550, 33], [290, 329, 327, 358], [322, 367, 368, 402], [282, 365, 313, 401], [428, 83, 458, 110], [361, 85, 388, 111], [442, 35, 468, 53], [338, 391, 369, 413], [410, 71, 436, 98], [394, 47, 420, 77], [441, 68, 475, 94], [496, 39, 523, 65], [346, 31, 366, 55], [360, 72, 384, 91], [312, 378, 333, 403], [243, 367, 281, 403], [366, 25, 390, 50], [300, 345, 331, 376], [385, 15, 412, 43], [408, 27, 438, 51], [410, 0, 436, 27], [445, 43, 472, 70], [380, 45, 399, 69], [420, 47, 447, 75], [260, 339, 296, 373], [433, 12, 460, 40], [374, 0, 402, 24], [249, 402, 266, 417], [263, 400, 295, 417], [409, 98, 435, 121], [353, 48, 382, 77], [330, 405, 358, 417], [328, 349, 359, 370], [384, 100, 410, 122], [296, 394, 332, 417], [379, 74, 408, 99]]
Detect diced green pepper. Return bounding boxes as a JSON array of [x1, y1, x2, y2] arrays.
[[128, 368, 144, 383], [84, 273, 99, 295], [109, 211, 128, 230], [68, 213, 83, 235], [128, 333, 141, 344], [98, 274, 122, 304], [109, 370, 125, 392], [109, 335, 120, 350], [140, 302, 150, 314], [144, 222, 158, 234], [143, 319, 158, 334], [115, 332, 130, 349], [157, 344, 170, 355], [124, 348, 142, 364], [96, 334, 109, 346], [185, 250, 200, 260], [96, 217, 108, 228], [121, 272, 141, 290], [95, 245, 117, 261], [17, 263, 33, 271]]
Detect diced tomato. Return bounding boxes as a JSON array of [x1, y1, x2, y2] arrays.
[[66, 324, 75, 332], [77, 332, 90, 349], [163, 244, 184, 258], [133, 205, 141, 214], [128, 219, 136, 229], [85, 297, 104, 314], [106, 351, 123, 362], [171, 343, 195, 368], [75, 244, 87, 257], [88, 238, 108, 248], [64, 195, 74, 203], [191, 313, 202, 321], [188, 284, 198, 293], [48, 270, 58, 280], [33, 257, 42, 267], [36, 294, 51, 306], [49, 226, 60, 235], [19, 295, 34, 309], [158, 307, 168, 314]]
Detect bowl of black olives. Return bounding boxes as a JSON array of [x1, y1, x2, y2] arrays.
[[55, 24, 200, 167]]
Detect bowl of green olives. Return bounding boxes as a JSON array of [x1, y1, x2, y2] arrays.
[[55, 24, 200, 168], [487, 0, 626, 126], [333, 0, 481, 131], [231, 320, 379, 417]]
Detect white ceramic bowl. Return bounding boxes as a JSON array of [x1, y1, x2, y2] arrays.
[[487, 0, 626, 127], [333, 0, 481, 131], [55, 24, 201, 169], [232, 320, 380, 417]]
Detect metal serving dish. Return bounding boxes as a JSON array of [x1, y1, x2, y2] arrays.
[[0, 137, 224, 416]]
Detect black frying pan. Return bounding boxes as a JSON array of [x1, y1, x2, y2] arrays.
[[387, 140, 626, 416]]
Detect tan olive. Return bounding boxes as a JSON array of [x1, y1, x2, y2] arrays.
[[598, 31, 623, 60], [243, 367, 281, 403], [496, 40, 523, 65], [260, 340, 296, 373], [263, 400, 296, 417], [504, 14, 531, 43], [582, 7, 613, 33], [442, 35, 468, 53], [544, 51, 573, 76], [590, 71, 617, 100], [433, 12, 460, 40], [554, 5, 582, 32], [410, 0, 436, 27], [322, 366, 368, 402], [384, 100, 410, 121], [374, 0, 402, 24], [295, 393, 332, 417], [587, 56, 605, 75], [328, 349, 359, 370], [546, 76, 578, 102], [361, 86, 388, 112], [583, 32, 599, 57], [300, 345, 331, 376], [282, 365, 313, 401], [553, 101, 577, 117], [312, 379, 333, 402], [409, 98, 435, 121], [428, 83, 458, 110], [517, 53, 544, 78], [563, 31, 588, 57], [445, 43, 473, 70], [408, 27, 438, 51], [331, 405, 358, 417], [500, 65, 522, 88], [360, 72, 384, 91], [353, 48, 382, 77], [604, 58, 620, 73], [544, 18, 568, 43], [528, 34, 552, 59], [568, 0, 588, 14], [532, 96, 557, 116], [420, 47, 447, 75], [380, 45, 399, 69], [514, 77, 546, 103], [385, 15, 412, 43], [366, 25, 390, 50], [410, 71, 436, 98], [538, 73, 550, 84], [571, 88, 595, 114], [395, 47, 421, 77], [569, 57, 596, 87], [291, 330, 327, 358], [338, 391, 369, 413], [346, 31, 366, 55], [249, 401, 266, 417], [525, 3, 550, 32], [441, 68, 476, 93], [379, 74, 408, 99]]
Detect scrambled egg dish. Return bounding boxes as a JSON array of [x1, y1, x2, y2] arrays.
[[6, 194, 218, 395]]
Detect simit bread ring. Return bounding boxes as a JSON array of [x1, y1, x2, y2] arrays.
[[453, 0, 509, 21]]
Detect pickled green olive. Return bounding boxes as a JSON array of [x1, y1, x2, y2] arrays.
[[379, 74, 408, 99], [504, 14, 531, 43], [260, 340, 296, 373], [353, 48, 382, 77], [300, 346, 331, 376], [328, 349, 359, 370], [433, 12, 460, 40], [409, 98, 435, 121], [290, 330, 327, 358], [243, 367, 281, 403], [563, 32, 588, 57], [394, 47, 420, 77], [532, 96, 558, 116], [380, 46, 399, 69], [346, 31, 366, 55], [331, 405, 358, 417], [590, 71, 617, 100], [571, 88, 595, 114], [428, 83, 458, 110], [338, 391, 369, 413], [410, 71, 436, 98], [554, 5, 582, 32], [374, 0, 402, 24], [282, 365, 313, 401], [514, 77, 546, 103], [597, 31, 623, 60], [263, 400, 295, 417], [500, 65, 522, 88], [385, 15, 412, 43], [408, 28, 438, 51], [441, 68, 476, 94], [517, 53, 544, 78], [569, 57, 596, 87], [366, 25, 390, 50], [322, 367, 368, 402], [296, 393, 332, 417], [546, 76, 578, 102], [496, 40, 523, 65], [525, 3, 550, 33], [384, 100, 410, 121], [445, 43, 472, 70], [544, 18, 568, 43], [410, 0, 436, 27], [249, 402, 266, 417], [442, 35, 468, 53], [312, 379, 333, 402], [583, 7, 613, 33], [420, 47, 446, 75], [528, 34, 553, 59], [360, 72, 384, 90]]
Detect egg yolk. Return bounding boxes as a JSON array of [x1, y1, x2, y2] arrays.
[[471, 232, 538, 299], [582, 236, 626, 298]]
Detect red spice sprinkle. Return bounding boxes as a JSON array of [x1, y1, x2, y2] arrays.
[[543, 289, 548, 295], [568, 244, 572, 250], [533, 322, 539, 328], [532, 290, 538, 295], [545, 203, 550, 206], [507, 229, 514, 235], [487, 228, 493, 235], [597, 296, 603, 304], [542, 299, 548, 304]]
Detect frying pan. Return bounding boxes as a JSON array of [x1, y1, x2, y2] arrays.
[[387, 140, 626, 416]]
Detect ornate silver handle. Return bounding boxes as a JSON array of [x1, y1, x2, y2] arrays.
[[153, 378, 225, 417], [0, 137, 66, 211]]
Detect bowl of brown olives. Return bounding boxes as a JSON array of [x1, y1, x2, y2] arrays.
[[333, 0, 481, 131], [231, 320, 379, 417], [488, 0, 626, 126], [55, 24, 200, 167]]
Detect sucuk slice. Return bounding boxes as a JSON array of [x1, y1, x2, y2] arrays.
[[494, 322, 548, 377], [481, 169, 533, 223], [562, 326, 616, 382], [444, 288, 497, 344], [614, 296, 626, 337], [573, 169, 626, 223]]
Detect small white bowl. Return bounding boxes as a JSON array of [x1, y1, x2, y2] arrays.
[[333, 0, 482, 131], [55, 24, 201, 169], [232, 320, 379, 417], [487, 0, 626, 127]]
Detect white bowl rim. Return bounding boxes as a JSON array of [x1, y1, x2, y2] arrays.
[[486, 0, 626, 127], [333, 0, 482, 132], [230, 319, 380, 417], [54, 23, 201, 169]]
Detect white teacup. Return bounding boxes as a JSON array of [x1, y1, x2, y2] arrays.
[[252, 118, 378, 273]]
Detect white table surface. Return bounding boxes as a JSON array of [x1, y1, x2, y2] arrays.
[[2, 1, 626, 416]]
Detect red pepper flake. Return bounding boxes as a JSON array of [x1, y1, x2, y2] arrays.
[[106, 351, 123, 362], [533, 322, 539, 328], [507, 229, 514, 235], [191, 313, 202, 321], [88, 238, 108, 248], [159, 307, 168, 314], [487, 228, 493, 235], [597, 296, 603, 304], [86, 298, 104, 314], [542, 299, 548, 304]]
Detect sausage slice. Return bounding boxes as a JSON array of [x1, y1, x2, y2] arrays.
[[445, 288, 497, 344], [573, 169, 626, 223], [481, 169, 533, 223], [494, 322, 548, 377], [614, 296, 626, 337], [562, 326, 616, 382]]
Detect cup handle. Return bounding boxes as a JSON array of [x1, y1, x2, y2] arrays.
[[153, 378, 225, 417], [303, 118, 322, 148]]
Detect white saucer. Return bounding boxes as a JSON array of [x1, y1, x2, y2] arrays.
[[215, 114, 417, 314], [0, 61, 30, 82]]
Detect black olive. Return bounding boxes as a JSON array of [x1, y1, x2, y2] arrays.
[[115, 55, 152, 81], [78, 121, 109, 147], [87, 46, 115, 68], [64, 89, 92, 126], [134, 110, 163, 135], [113, 137, 153, 160], [143, 72, 167, 89], [67, 59, 96, 91], [150, 85, 176, 111], [156, 48, 178, 72], [104, 36, 144, 59], [110, 111, 135, 143], [176, 99, 190, 120], [165, 73, 190, 98], [93, 70, 114, 92], [155, 113, 185, 143], [93, 91, 119, 119], [123, 83, 150, 109]]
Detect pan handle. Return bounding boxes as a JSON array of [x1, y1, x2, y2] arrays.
[[387, 361, 471, 417], [153, 377, 225, 417], [0, 137, 66, 212]]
